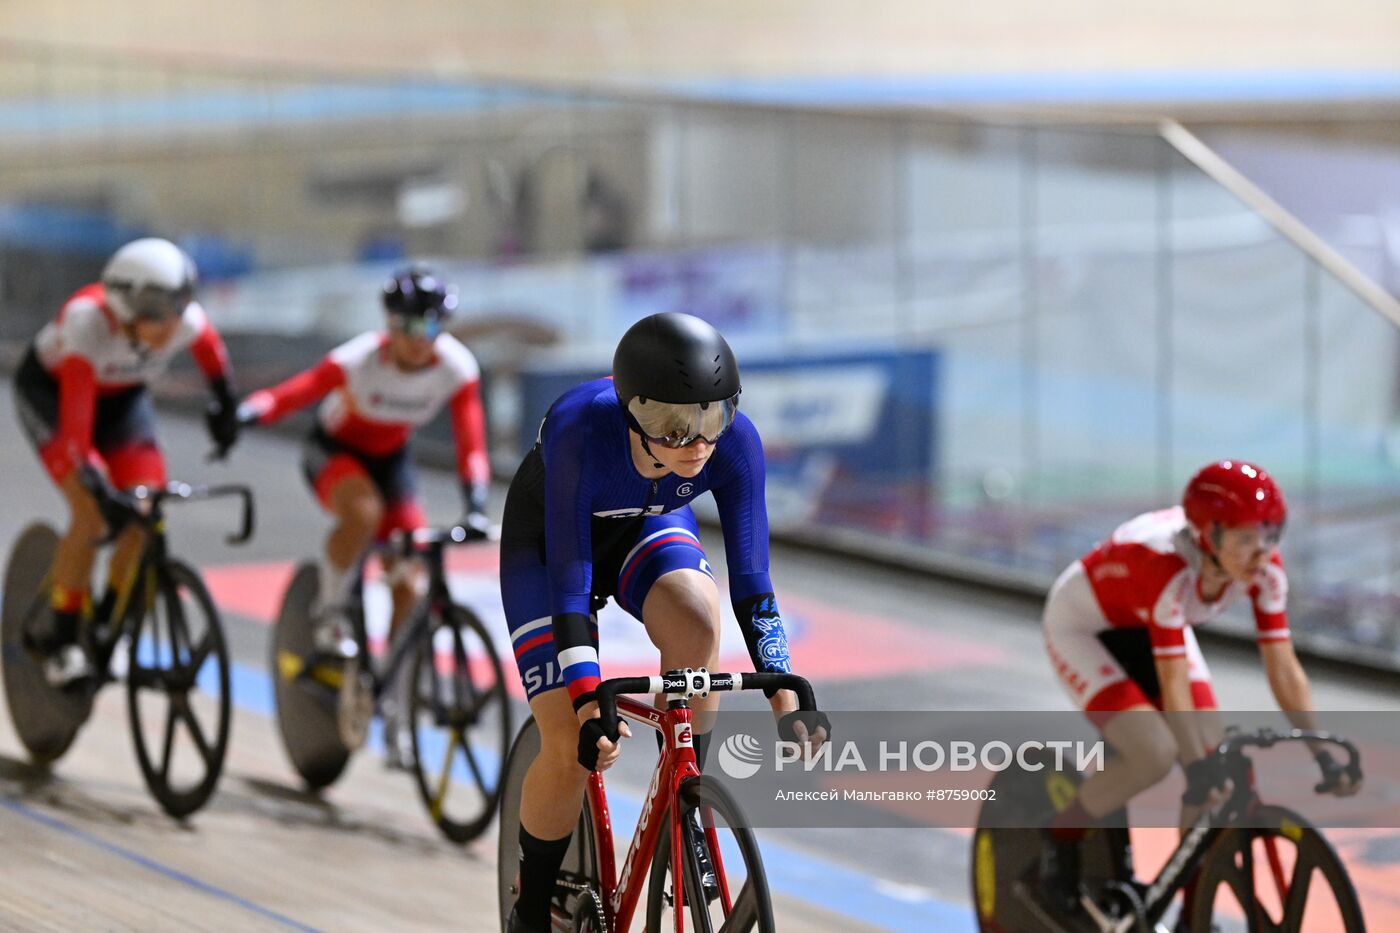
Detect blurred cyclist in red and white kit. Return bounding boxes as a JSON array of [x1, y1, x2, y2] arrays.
[[13, 238, 242, 686], [235, 266, 490, 763], [1037, 460, 1360, 913]]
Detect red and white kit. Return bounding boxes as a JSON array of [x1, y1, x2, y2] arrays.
[[29, 283, 229, 484], [242, 331, 489, 534], [1044, 507, 1290, 725]]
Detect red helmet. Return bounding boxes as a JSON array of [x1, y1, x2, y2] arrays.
[[1183, 460, 1287, 546]]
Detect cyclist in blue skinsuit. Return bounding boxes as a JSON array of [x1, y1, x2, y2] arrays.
[[501, 312, 821, 933]]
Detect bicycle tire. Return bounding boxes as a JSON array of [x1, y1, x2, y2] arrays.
[[271, 563, 353, 790], [646, 775, 775, 933], [1, 523, 92, 764], [406, 601, 512, 844], [1187, 803, 1365, 933], [498, 717, 542, 926], [498, 717, 602, 929], [126, 559, 232, 819]]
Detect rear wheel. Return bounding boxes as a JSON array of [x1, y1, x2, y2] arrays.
[[1188, 804, 1365, 932], [407, 602, 512, 843], [971, 752, 1132, 932], [1, 523, 92, 764], [271, 563, 353, 790], [498, 718, 602, 929], [646, 775, 775, 933], [126, 560, 231, 819]]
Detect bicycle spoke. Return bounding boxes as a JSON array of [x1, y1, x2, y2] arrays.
[[1280, 848, 1316, 933], [718, 884, 759, 933], [431, 729, 458, 820], [187, 631, 214, 676], [177, 699, 216, 769], [128, 665, 164, 690], [158, 700, 178, 782], [458, 732, 490, 792]]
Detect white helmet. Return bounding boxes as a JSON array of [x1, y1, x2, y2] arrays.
[[101, 238, 197, 323]]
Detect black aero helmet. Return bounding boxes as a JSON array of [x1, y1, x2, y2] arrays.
[[382, 265, 458, 321], [613, 312, 740, 404], [614, 313, 742, 448]]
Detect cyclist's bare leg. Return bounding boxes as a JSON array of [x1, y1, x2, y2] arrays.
[[381, 552, 423, 644], [1074, 705, 1179, 820], [322, 472, 382, 607], [521, 687, 592, 841], [103, 523, 146, 604], [642, 568, 723, 730], [51, 470, 105, 602]]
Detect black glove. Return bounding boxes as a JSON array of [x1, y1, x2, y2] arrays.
[[578, 717, 620, 772], [1181, 755, 1227, 806], [204, 376, 240, 457], [458, 481, 491, 541], [77, 464, 137, 537], [1314, 750, 1348, 794], [777, 709, 831, 746]]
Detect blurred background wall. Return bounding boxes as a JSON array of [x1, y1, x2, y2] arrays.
[[2, 4, 1400, 665]]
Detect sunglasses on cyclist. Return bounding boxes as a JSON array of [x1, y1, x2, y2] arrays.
[[388, 313, 443, 341], [127, 283, 194, 323], [626, 393, 740, 449]]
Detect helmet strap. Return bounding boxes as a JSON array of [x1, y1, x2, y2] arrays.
[[638, 433, 664, 469]]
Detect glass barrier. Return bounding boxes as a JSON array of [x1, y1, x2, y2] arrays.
[[1, 44, 1398, 664]]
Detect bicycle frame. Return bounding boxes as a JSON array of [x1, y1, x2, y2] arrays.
[[58, 482, 252, 680], [585, 694, 703, 933], [1080, 729, 1361, 932]]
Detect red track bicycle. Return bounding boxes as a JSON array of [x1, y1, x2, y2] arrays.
[[498, 668, 821, 932]]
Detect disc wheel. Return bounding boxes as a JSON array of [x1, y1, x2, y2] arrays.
[[646, 775, 775, 933], [498, 718, 603, 929], [971, 752, 1131, 932], [407, 603, 512, 844], [271, 563, 352, 790], [126, 560, 232, 819], [1, 523, 93, 764], [1188, 804, 1365, 932]]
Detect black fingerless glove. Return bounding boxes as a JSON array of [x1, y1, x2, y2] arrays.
[[577, 717, 620, 772], [1181, 755, 1225, 806], [777, 710, 831, 745]]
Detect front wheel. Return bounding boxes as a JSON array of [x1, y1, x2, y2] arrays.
[[126, 559, 232, 819], [1188, 804, 1365, 932], [407, 602, 512, 844], [646, 775, 775, 933]]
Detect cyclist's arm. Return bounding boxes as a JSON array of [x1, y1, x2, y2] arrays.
[[186, 304, 231, 383], [1248, 556, 1324, 736], [709, 416, 795, 703], [185, 305, 239, 416], [239, 356, 345, 424], [448, 377, 490, 512], [1148, 571, 1210, 763], [540, 407, 601, 715], [46, 355, 98, 482]]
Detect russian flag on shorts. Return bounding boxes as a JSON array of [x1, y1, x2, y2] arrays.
[[559, 646, 602, 702]]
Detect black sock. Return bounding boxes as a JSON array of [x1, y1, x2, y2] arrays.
[[516, 827, 571, 928]]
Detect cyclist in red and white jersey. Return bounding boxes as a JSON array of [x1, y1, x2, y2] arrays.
[[237, 267, 489, 761], [13, 238, 241, 685], [1038, 460, 1359, 912]]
